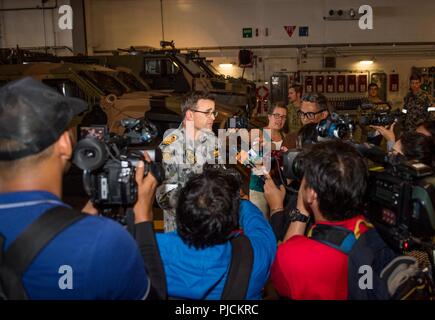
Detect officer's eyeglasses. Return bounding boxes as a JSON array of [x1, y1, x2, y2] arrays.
[[297, 109, 326, 120], [270, 113, 287, 120], [191, 109, 219, 118]]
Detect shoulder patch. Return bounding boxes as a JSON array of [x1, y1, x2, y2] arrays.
[[162, 134, 178, 146]]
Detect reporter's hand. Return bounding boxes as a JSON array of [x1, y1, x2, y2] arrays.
[[263, 174, 286, 214], [296, 180, 310, 217], [283, 178, 311, 242], [133, 152, 158, 224], [371, 122, 396, 142]]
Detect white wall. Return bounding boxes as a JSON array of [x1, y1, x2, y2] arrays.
[[87, 0, 435, 50], [0, 0, 72, 55], [84, 0, 435, 101], [2, 0, 434, 101]]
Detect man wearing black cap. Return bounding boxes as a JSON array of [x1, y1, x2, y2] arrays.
[[0, 77, 155, 299]]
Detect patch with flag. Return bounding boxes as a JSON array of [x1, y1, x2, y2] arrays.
[[284, 26, 296, 37]]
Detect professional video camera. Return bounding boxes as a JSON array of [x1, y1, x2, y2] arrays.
[[364, 158, 435, 251], [359, 109, 403, 127], [120, 118, 159, 144], [72, 122, 164, 214], [316, 112, 355, 139]]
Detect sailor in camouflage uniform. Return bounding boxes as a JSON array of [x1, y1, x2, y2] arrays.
[[156, 91, 221, 232], [287, 84, 303, 134], [402, 74, 433, 133]]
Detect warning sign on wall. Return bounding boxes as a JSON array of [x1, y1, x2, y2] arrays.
[[284, 26, 296, 37]]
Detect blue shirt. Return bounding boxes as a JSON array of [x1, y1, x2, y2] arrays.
[[156, 200, 276, 300], [0, 191, 148, 300]]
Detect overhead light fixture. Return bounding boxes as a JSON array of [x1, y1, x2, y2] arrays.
[[359, 60, 374, 66], [324, 8, 360, 20], [219, 63, 233, 68]]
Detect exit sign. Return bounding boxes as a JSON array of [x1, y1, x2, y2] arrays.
[[243, 28, 252, 38]]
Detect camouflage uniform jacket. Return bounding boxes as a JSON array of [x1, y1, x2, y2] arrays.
[[287, 102, 301, 134], [156, 124, 221, 232], [403, 90, 432, 132]]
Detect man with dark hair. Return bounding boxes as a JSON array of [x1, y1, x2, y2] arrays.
[[287, 84, 303, 133], [156, 91, 221, 232], [390, 132, 434, 167], [264, 140, 371, 299], [298, 93, 330, 126], [153, 168, 276, 299], [365, 83, 386, 145], [283, 93, 330, 149], [368, 83, 382, 104], [402, 73, 433, 132], [0, 77, 152, 299]]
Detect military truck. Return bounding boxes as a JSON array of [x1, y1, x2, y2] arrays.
[[91, 44, 256, 125], [0, 61, 248, 138], [0, 62, 180, 135]]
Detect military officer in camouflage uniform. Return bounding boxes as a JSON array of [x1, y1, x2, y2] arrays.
[[156, 91, 221, 232], [402, 74, 433, 133], [287, 84, 303, 134]]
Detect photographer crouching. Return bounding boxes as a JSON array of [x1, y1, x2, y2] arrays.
[[264, 140, 371, 299], [0, 78, 159, 299]]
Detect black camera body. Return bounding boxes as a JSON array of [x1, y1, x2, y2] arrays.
[[73, 125, 164, 209], [83, 157, 137, 207], [282, 149, 304, 182], [365, 161, 435, 250]]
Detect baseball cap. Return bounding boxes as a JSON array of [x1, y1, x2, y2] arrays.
[[0, 77, 87, 160]]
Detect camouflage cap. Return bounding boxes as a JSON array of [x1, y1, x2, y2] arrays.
[[0, 77, 87, 160]]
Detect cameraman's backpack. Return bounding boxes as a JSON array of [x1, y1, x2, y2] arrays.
[[309, 219, 433, 300], [0, 206, 86, 300]]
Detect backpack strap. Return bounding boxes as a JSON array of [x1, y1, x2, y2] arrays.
[[308, 219, 373, 255], [309, 224, 357, 255], [0, 206, 86, 300], [221, 234, 254, 300]]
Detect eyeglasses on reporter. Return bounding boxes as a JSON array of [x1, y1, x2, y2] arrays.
[[297, 109, 326, 120]]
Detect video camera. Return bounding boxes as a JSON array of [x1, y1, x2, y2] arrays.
[[120, 118, 159, 144], [316, 113, 355, 139], [359, 109, 403, 127], [364, 158, 435, 251], [73, 121, 164, 213]]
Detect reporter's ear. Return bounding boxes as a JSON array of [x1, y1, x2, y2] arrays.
[[56, 131, 73, 160]]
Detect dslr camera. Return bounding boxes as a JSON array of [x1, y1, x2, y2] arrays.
[[73, 121, 164, 212]]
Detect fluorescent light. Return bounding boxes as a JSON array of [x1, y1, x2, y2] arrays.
[[359, 60, 374, 66], [219, 63, 233, 68]]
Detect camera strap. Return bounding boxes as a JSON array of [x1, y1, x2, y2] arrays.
[[0, 206, 86, 300], [221, 234, 254, 300]]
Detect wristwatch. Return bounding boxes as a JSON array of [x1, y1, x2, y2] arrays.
[[288, 208, 310, 223]]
